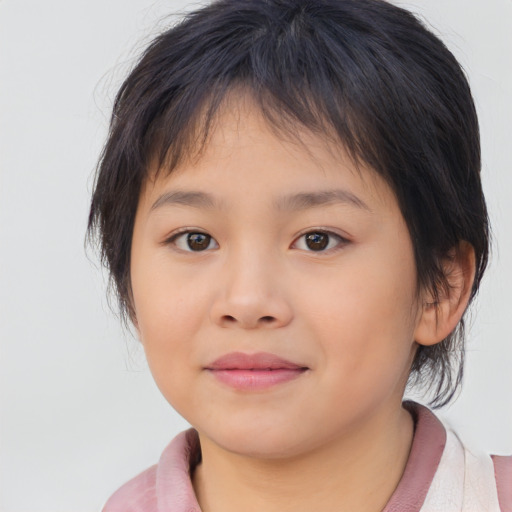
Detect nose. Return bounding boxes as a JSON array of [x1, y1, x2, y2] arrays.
[[209, 249, 293, 330]]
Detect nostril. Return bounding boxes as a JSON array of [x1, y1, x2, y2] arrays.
[[217, 314, 279, 328]]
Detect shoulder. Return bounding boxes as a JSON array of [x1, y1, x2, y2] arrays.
[[102, 465, 158, 512], [492, 454, 512, 512], [404, 401, 512, 512], [439, 412, 512, 511], [393, 402, 512, 511], [102, 429, 202, 512]]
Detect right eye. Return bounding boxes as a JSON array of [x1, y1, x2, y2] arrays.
[[168, 231, 219, 252]]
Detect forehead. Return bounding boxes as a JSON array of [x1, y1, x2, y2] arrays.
[[141, 94, 396, 214]]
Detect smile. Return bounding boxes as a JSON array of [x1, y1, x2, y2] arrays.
[[205, 352, 309, 391]]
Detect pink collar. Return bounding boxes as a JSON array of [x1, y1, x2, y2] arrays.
[[103, 402, 447, 512], [382, 401, 446, 511], [158, 402, 446, 512]]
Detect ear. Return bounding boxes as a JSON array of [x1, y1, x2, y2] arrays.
[[414, 242, 476, 346]]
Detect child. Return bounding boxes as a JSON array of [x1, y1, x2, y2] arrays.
[[88, 0, 511, 510]]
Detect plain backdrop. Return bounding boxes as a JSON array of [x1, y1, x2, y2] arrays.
[[0, 0, 511, 510]]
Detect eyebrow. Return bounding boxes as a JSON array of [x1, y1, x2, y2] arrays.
[[274, 189, 371, 212], [150, 188, 371, 213], [151, 191, 220, 211]]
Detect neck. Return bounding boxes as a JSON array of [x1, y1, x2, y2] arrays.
[[192, 403, 414, 512]]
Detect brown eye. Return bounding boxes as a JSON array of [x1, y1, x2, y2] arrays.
[[293, 230, 347, 252], [187, 233, 212, 251], [170, 231, 219, 252], [305, 232, 329, 251]]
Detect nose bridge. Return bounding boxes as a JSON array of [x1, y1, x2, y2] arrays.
[[211, 242, 292, 329], [229, 244, 274, 298]]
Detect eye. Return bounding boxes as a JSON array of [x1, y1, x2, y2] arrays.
[[293, 230, 347, 252], [168, 231, 219, 252]]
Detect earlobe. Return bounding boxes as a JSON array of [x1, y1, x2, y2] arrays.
[[414, 242, 476, 347]]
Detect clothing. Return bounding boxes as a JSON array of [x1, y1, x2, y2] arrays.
[[102, 402, 511, 511]]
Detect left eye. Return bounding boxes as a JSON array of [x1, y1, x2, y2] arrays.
[[293, 231, 346, 252]]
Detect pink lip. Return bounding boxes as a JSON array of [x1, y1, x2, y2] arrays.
[[205, 352, 309, 391]]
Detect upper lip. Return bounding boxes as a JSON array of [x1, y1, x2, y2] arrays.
[[206, 352, 308, 370]]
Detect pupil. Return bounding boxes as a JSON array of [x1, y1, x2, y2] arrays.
[[306, 232, 328, 251], [187, 233, 210, 251]]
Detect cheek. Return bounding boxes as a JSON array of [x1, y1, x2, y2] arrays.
[[130, 252, 211, 383], [132, 278, 208, 415], [132, 241, 209, 326], [298, 244, 418, 388]]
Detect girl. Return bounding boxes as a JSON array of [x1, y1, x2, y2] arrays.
[[88, 0, 511, 510]]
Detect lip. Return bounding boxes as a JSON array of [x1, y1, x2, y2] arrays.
[[205, 352, 309, 391]]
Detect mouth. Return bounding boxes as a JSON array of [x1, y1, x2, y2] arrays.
[[205, 352, 309, 391]]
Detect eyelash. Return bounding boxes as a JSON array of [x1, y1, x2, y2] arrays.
[[292, 229, 349, 253], [163, 228, 350, 253], [164, 228, 219, 252]]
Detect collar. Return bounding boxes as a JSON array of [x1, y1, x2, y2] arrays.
[[155, 401, 446, 512]]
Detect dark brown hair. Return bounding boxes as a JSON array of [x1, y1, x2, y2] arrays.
[[88, 0, 490, 407]]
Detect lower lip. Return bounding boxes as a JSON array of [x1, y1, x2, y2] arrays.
[[208, 368, 307, 390]]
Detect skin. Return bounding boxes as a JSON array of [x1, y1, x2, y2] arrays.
[[130, 95, 473, 512]]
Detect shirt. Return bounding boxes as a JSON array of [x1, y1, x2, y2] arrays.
[[102, 402, 512, 511]]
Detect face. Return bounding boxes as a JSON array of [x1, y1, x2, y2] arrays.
[[131, 96, 425, 458]]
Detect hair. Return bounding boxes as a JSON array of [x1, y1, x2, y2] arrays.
[[88, 0, 490, 408]]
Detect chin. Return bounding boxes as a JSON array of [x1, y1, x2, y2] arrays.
[[199, 421, 311, 459]]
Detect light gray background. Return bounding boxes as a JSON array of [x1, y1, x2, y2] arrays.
[[0, 1, 511, 510]]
